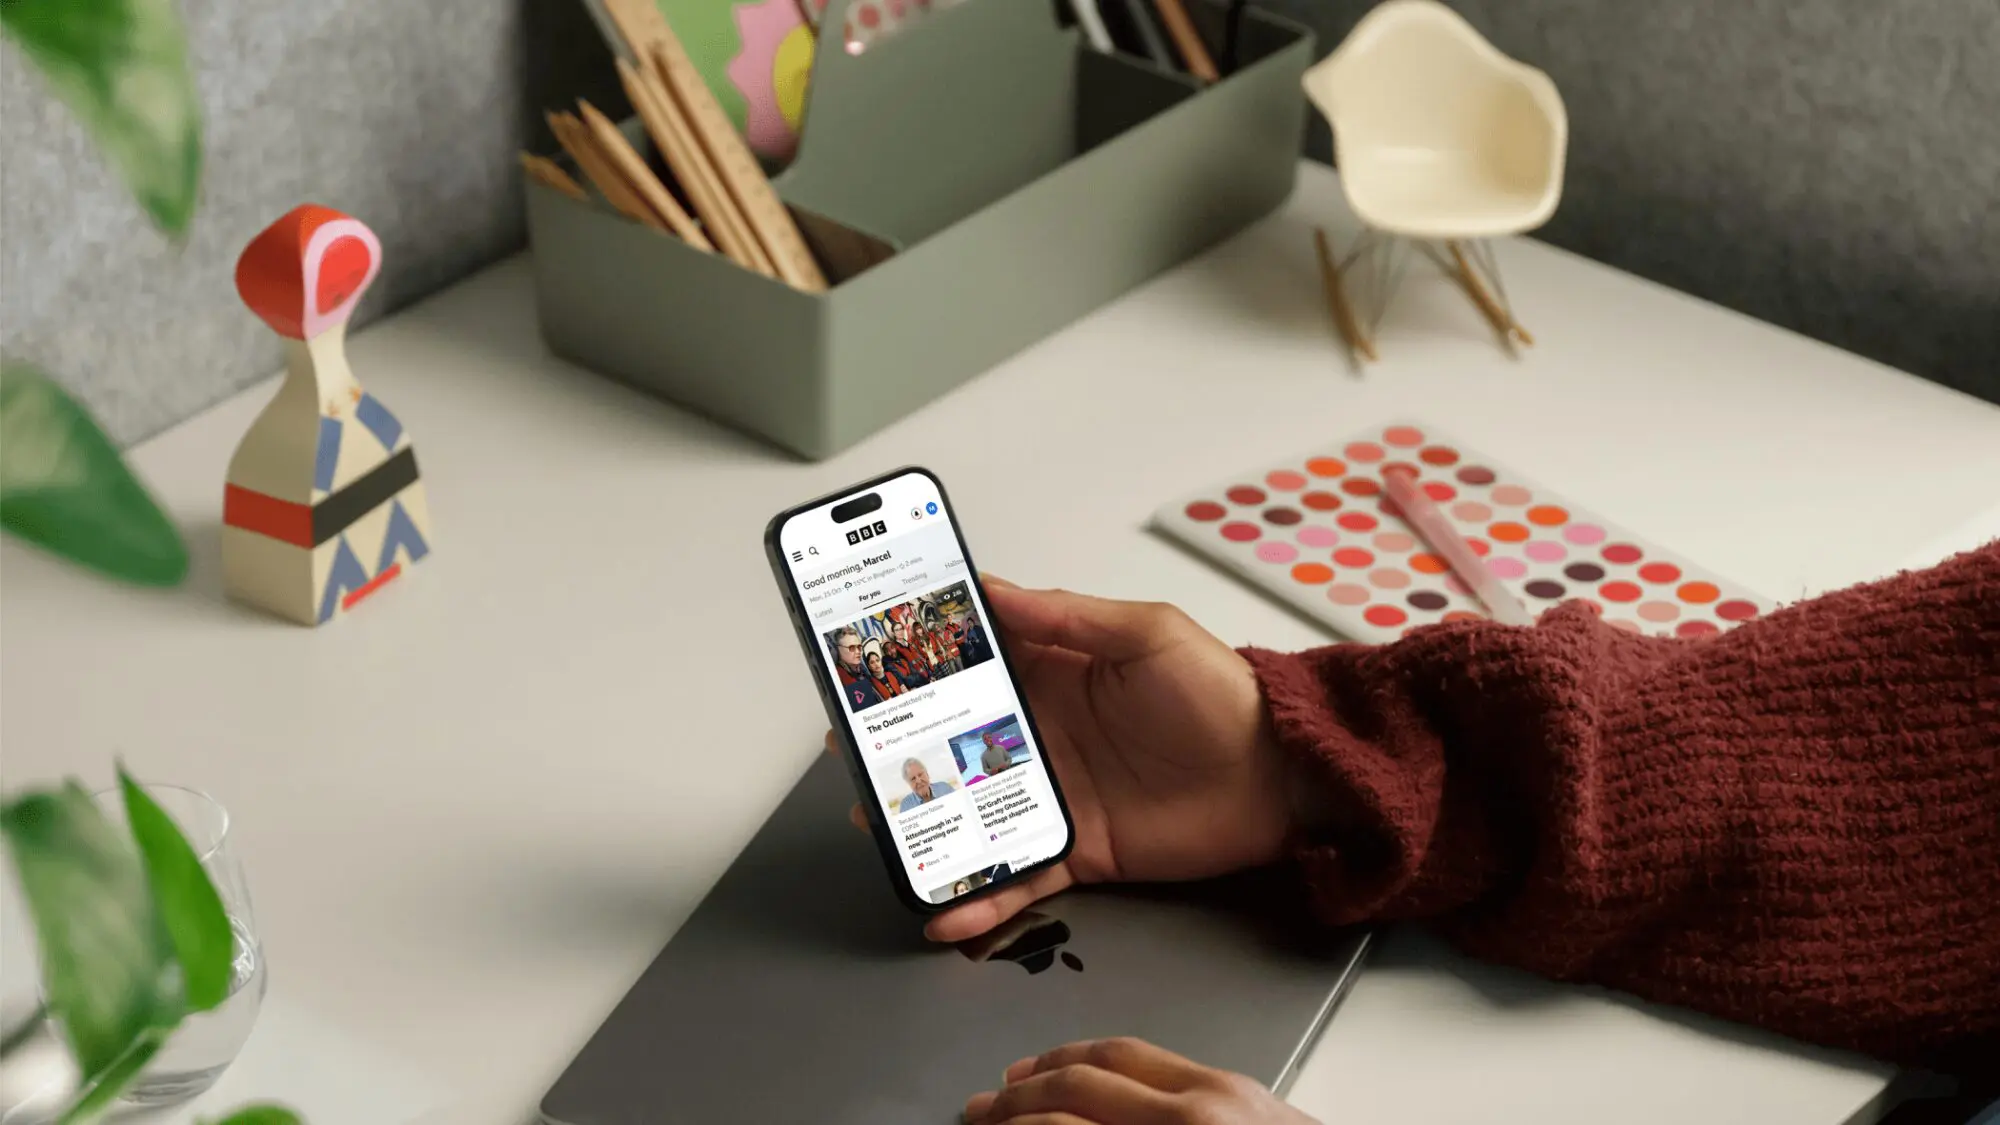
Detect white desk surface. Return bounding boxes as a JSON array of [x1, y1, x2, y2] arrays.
[[7, 163, 1997, 1125]]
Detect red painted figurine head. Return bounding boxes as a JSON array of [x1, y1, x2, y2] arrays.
[[235, 204, 383, 341]]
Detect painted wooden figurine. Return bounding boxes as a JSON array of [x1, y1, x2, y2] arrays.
[[222, 204, 432, 626]]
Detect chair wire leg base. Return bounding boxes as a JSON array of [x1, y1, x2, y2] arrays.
[[1312, 227, 1412, 366], [1356, 232, 1409, 341], [1436, 238, 1533, 355]]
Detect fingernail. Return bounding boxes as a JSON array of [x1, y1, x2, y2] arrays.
[[962, 1090, 995, 1123], [983, 574, 1017, 589], [1003, 1056, 1037, 1083]]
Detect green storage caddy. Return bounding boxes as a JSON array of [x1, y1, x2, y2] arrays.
[[526, 0, 1314, 459]]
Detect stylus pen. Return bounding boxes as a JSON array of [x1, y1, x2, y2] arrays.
[[1381, 467, 1534, 626], [1116, 0, 1174, 67], [1069, 0, 1115, 53]]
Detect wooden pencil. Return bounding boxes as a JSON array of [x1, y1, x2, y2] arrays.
[[519, 152, 587, 201], [598, 0, 825, 291], [647, 38, 827, 291], [1152, 0, 1220, 83], [546, 111, 665, 233], [599, 0, 820, 288], [578, 100, 714, 252], [599, 0, 677, 55], [618, 58, 772, 276]]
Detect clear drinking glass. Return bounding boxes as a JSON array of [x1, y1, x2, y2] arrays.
[[83, 784, 268, 1106]]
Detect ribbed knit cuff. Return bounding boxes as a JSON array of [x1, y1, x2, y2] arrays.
[[1239, 643, 1400, 929]]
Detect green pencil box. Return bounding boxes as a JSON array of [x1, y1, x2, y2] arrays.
[[526, 0, 1313, 459]]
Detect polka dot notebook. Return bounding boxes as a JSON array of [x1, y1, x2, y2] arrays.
[[1154, 422, 1772, 642]]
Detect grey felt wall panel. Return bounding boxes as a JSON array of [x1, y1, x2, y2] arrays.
[[3, 0, 1995, 448], [0, 0, 621, 446]]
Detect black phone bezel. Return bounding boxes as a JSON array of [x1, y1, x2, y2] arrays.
[[762, 465, 1078, 915]]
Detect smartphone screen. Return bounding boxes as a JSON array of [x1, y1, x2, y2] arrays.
[[768, 468, 1074, 910]]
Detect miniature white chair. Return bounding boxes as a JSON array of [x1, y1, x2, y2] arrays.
[[1302, 0, 1567, 360]]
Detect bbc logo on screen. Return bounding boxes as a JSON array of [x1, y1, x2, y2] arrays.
[[845, 519, 889, 546]]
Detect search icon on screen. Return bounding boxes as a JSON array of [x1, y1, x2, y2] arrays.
[[809, 546, 819, 556]]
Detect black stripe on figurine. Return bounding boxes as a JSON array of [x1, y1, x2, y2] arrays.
[[312, 447, 421, 546]]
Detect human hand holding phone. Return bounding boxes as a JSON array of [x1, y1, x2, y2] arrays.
[[834, 578, 1296, 942], [773, 469, 1087, 911]]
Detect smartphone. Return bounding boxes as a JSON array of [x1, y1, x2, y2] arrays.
[[765, 467, 1076, 913]]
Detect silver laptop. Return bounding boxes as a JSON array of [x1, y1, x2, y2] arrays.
[[540, 752, 1370, 1125]]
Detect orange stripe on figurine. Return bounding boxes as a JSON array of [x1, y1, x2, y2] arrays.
[[223, 205, 434, 625]]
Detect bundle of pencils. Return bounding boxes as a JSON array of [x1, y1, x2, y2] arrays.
[[519, 0, 828, 294]]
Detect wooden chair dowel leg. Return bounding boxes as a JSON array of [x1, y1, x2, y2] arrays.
[[1447, 240, 1533, 348], [1315, 228, 1378, 363]]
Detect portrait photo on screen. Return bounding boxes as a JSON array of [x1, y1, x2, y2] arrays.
[[821, 580, 996, 714], [871, 744, 964, 820], [948, 713, 1029, 788]]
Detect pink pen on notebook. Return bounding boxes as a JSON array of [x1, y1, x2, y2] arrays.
[[1152, 421, 1773, 643], [1381, 466, 1533, 625]]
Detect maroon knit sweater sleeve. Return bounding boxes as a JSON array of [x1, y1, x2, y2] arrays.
[[1241, 541, 2000, 1065]]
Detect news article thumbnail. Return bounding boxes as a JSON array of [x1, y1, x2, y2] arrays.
[[949, 714, 1029, 788], [871, 745, 963, 820], [927, 869, 991, 903], [823, 580, 996, 714]]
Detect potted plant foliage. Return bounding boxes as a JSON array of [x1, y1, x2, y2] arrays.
[[2, 1, 300, 1120]]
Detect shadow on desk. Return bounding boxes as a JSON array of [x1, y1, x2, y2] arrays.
[[175, 517, 268, 626], [1368, 926, 1918, 1122], [377, 262, 789, 468], [1163, 209, 1532, 353]]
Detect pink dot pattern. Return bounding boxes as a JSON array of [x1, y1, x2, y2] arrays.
[[1167, 423, 1771, 641], [1257, 542, 1298, 564]]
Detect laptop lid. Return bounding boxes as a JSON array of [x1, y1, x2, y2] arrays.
[[541, 752, 1370, 1125]]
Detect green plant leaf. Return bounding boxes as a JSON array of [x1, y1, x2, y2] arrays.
[[119, 768, 233, 1011], [0, 784, 183, 1083], [55, 1025, 168, 1125], [202, 1105, 304, 1125], [0, 0, 203, 234], [0, 363, 189, 586]]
